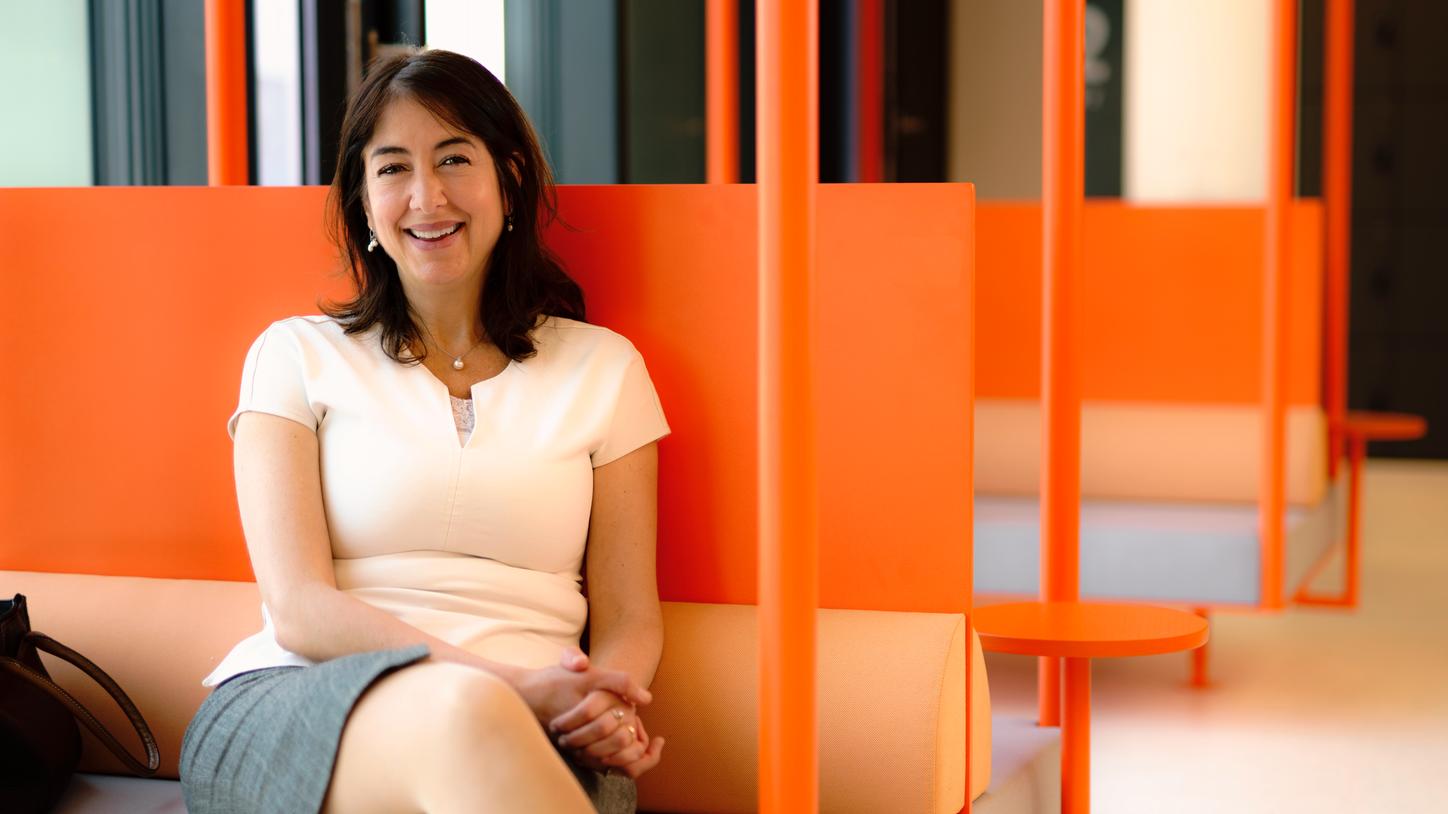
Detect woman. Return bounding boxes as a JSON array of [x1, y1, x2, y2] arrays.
[[180, 50, 668, 813]]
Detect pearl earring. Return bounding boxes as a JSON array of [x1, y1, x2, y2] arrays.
[[505, 216, 514, 233], [366, 230, 378, 252]]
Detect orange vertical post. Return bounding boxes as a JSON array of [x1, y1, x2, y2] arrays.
[[1038, 0, 1085, 729], [707, 0, 740, 184], [757, 2, 819, 813], [205, 0, 249, 186], [1260, 0, 1297, 610], [964, 186, 979, 813], [1323, 0, 1355, 478], [856, 0, 884, 182]]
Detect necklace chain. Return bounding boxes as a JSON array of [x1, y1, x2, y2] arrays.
[[419, 322, 487, 371]]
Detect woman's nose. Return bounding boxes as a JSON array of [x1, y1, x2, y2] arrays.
[[410, 167, 446, 212]]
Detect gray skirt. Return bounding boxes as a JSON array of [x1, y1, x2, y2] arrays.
[[179, 645, 637, 813]]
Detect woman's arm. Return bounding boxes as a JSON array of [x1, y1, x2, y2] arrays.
[[234, 412, 651, 720], [581, 441, 665, 687], [551, 442, 667, 775]]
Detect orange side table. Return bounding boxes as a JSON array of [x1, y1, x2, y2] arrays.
[[1300, 410, 1428, 607], [973, 601, 1209, 813]]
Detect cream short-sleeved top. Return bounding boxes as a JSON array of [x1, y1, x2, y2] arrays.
[[202, 314, 670, 687]]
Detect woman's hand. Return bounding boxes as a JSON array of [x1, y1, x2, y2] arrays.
[[512, 648, 652, 726], [550, 688, 665, 779]]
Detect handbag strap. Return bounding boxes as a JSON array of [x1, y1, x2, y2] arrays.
[[0, 632, 161, 776]]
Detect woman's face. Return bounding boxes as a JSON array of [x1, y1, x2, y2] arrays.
[[361, 96, 506, 295]]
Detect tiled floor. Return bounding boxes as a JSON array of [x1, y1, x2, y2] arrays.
[[983, 459, 1448, 813]]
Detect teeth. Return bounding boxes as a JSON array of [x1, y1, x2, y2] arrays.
[[408, 224, 461, 239]]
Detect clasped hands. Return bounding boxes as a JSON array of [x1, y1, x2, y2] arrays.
[[514, 647, 665, 780]]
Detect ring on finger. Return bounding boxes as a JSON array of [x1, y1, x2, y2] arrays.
[[612, 708, 626, 722], [626, 725, 637, 741]]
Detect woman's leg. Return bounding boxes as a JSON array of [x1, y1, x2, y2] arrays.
[[322, 662, 594, 814]]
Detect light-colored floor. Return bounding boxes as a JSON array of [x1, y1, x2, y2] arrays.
[[983, 459, 1448, 813]]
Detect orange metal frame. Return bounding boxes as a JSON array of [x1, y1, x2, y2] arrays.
[[1322, 0, 1353, 478], [756, 2, 819, 810], [995, 4, 1221, 811], [1259, 0, 1297, 613], [1294, 0, 1428, 614], [204, 0, 248, 186], [1036, 0, 1085, 732], [1296, 411, 1427, 607], [706, 0, 739, 184]]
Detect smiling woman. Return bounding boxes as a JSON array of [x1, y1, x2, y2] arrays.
[[177, 49, 668, 814], [324, 50, 585, 370], [359, 96, 511, 371]]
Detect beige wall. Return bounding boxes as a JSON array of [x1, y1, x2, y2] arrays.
[[1123, 0, 1268, 201], [947, 0, 1041, 199]]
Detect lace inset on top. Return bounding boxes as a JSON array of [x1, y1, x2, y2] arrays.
[[450, 395, 475, 444]]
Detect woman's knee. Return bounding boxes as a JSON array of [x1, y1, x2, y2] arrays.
[[324, 663, 540, 813], [362, 662, 538, 751], [425, 663, 538, 743]]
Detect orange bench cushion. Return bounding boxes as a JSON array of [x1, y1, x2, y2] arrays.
[[976, 400, 1328, 505], [6, 570, 989, 812]]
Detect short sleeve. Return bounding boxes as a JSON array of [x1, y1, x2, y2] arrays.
[[591, 349, 670, 467], [226, 321, 322, 439]]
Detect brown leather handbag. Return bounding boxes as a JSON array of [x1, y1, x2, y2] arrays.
[[0, 593, 160, 813]]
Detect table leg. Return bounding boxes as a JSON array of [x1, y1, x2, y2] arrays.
[[1346, 434, 1366, 607], [1063, 657, 1091, 813], [1190, 608, 1210, 687], [1039, 656, 1061, 726]]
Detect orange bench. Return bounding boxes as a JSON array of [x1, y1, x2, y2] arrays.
[[971, 201, 1341, 610], [1, 184, 1038, 812]]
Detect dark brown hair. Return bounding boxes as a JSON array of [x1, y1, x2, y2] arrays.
[[322, 49, 584, 364]]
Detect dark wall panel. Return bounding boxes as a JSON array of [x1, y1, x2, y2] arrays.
[[621, 0, 704, 183], [1350, 0, 1448, 459], [1085, 0, 1124, 197], [884, 0, 947, 181]]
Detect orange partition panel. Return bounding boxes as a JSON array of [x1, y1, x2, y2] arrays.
[[975, 201, 1323, 405], [0, 187, 339, 581], [554, 184, 976, 615], [0, 185, 974, 617]]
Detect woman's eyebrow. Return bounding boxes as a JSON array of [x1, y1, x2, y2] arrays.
[[369, 137, 474, 160]]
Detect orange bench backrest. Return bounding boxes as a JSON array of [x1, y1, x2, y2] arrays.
[[0, 184, 975, 614], [976, 200, 1323, 405]]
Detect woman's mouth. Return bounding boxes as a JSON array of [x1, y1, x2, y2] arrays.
[[405, 223, 463, 242]]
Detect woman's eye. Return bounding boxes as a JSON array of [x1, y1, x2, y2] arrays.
[[376, 164, 404, 176], [441, 155, 470, 167]]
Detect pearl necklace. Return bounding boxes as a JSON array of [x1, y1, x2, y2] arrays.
[[420, 323, 487, 371]]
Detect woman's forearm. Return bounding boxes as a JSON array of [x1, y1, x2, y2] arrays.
[[586, 609, 664, 690], [272, 582, 524, 687]]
